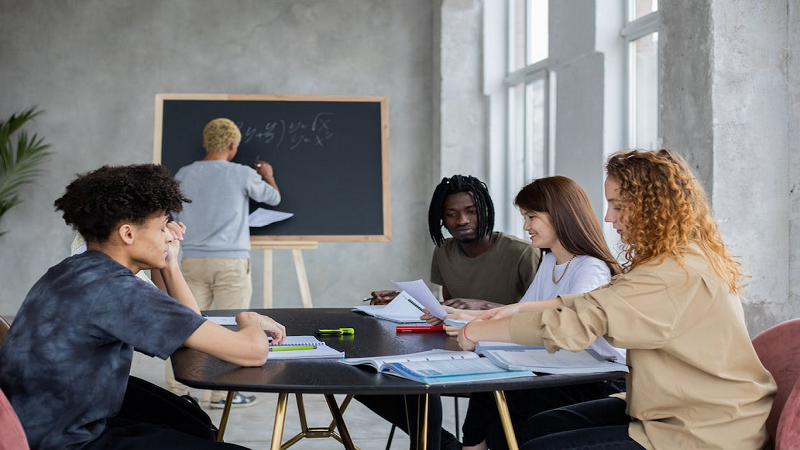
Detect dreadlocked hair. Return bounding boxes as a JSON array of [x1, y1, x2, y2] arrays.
[[54, 164, 191, 243], [428, 175, 495, 246], [605, 149, 746, 293]]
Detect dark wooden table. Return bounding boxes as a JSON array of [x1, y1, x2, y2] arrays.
[[172, 308, 625, 449]]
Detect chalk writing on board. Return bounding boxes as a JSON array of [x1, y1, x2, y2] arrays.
[[238, 112, 334, 150]]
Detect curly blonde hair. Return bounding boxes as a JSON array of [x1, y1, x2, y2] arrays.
[[605, 149, 746, 293], [202, 118, 241, 153]]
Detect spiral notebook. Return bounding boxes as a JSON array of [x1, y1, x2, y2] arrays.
[[267, 335, 345, 360]]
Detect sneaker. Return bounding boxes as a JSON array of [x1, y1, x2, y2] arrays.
[[209, 392, 259, 409]]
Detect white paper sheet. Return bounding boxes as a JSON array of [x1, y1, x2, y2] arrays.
[[248, 208, 294, 227], [392, 279, 448, 319]]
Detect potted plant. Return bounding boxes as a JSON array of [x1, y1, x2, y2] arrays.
[[0, 107, 51, 235]]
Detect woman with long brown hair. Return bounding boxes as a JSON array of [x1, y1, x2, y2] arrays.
[[457, 150, 776, 450], [451, 176, 625, 450]]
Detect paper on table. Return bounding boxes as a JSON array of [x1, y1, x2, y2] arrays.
[[205, 316, 237, 326], [248, 208, 294, 227], [392, 279, 448, 319]]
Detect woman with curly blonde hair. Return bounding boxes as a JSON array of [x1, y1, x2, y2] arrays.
[[452, 149, 776, 450]]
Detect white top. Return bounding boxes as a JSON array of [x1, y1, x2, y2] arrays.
[[520, 252, 625, 364]]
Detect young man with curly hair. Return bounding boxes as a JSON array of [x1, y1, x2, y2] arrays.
[[0, 164, 286, 450], [173, 118, 281, 408]]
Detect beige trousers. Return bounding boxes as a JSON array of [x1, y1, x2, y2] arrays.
[[166, 257, 253, 402]]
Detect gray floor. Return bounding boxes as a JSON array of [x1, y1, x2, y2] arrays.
[[130, 353, 468, 449]]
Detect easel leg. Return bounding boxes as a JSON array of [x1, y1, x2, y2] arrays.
[[263, 248, 273, 308], [493, 390, 519, 450], [292, 249, 313, 308]]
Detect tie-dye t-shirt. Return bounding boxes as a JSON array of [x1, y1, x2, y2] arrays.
[[0, 251, 206, 450]]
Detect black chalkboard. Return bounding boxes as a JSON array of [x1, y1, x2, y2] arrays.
[[154, 94, 390, 242]]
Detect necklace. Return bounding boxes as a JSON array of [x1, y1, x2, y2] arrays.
[[551, 254, 576, 285]]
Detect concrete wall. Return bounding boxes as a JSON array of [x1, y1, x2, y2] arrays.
[[661, 0, 800, 334], [0, 0, 435, 314], [549, 1, 607, 223]]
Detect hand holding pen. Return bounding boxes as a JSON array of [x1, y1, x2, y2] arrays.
[[364, 290, 399, 305]]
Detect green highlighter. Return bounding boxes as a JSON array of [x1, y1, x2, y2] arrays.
[[315, 328, 355, 336], [270, 345, 316, 352]]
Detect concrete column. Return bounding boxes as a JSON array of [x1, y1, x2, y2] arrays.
[[435, 0, 488, 184], [661, 1, 796, 333]]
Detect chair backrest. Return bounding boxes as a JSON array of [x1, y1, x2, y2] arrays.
[[0, 387, 29, 450], [0, 314, 10, 351], [776, 378, 800, 450], [752, 318, 800, 447]]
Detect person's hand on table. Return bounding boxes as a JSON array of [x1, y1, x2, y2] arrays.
[[236, 311, 286, 344], [442, 298, 503, 310], [369, 290, 399, 305]]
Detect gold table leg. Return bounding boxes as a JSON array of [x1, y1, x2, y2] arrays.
[[216, 391, 235, 442], [324, 394, 356, 450], [271, 393, 290, 450], [412, 394, 429, 450], [494, 390, 519, 450]]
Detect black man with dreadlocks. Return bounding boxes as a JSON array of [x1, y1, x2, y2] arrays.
[[370, 175, 539, 310], [360, 175, 539, 450]]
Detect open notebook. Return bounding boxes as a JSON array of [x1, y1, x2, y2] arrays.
[[267, 335, 345, 360]]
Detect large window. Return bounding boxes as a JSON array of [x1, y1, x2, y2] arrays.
[[495, 0, 551, 232], [622, 0, 660, 149]]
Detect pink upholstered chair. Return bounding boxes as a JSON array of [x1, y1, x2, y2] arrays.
[[0, 387, 28, 450], [775, 378, 800, 450], [752, 318, 800, 449]]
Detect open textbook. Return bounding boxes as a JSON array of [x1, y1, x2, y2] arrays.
[[340, 350, 533, 385], [475, 342, 628, 374], [266, 335, 345, 360], [352, 291, 427, 323]]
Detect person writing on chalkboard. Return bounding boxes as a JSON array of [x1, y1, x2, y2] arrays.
[[170, 118, 281, 409], [456, 150, 776, 450], [360, 175, 540, 450]]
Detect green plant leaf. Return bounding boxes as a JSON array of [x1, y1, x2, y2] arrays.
[[0, 107, 51, 233]]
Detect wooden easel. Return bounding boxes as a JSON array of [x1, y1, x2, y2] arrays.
[[252, 241, 318, 308]]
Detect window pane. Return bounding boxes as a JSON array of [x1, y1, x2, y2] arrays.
[[633, 32, 659, 149], [629, 0, 658, 21], [510, 0, 527, 72], [525, 78, 546, 180], [527, 0, 548, 64], [508, 83, 526, 193]]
